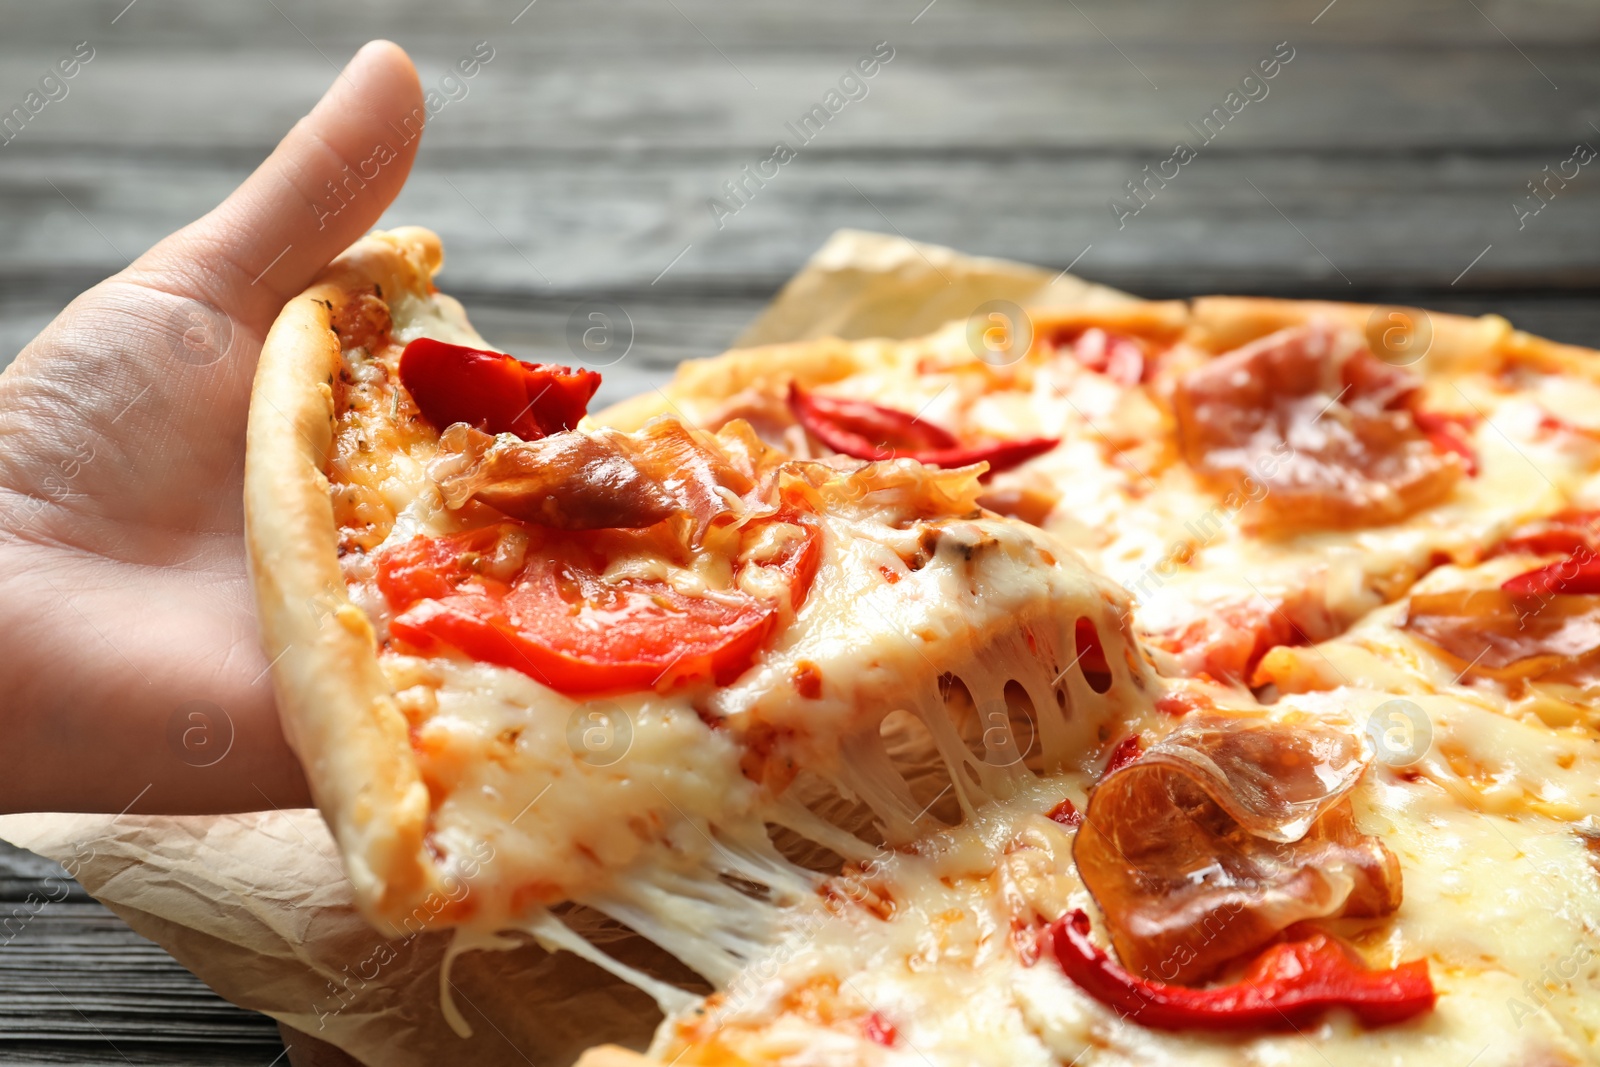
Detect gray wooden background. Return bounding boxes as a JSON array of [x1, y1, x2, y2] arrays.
[[2, 0, 1599, 1062]]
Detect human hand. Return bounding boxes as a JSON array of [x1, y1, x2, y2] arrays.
[[0, 41, 424, 815]]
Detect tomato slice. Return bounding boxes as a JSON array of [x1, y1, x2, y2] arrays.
[[377, 514, 821, 695]]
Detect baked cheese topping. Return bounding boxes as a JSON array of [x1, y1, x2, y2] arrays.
[[318, 266, 1600, 1064], [1259, 525, 1600, 736], [649, 693, 1600, 1066], [322, 281, 1161, 1027], [665, 314, 1600, 685]]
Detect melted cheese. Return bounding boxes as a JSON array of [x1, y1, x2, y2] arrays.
[[710, 510, 1149, 835], [674, 322, 1600, 676], [651, 723, 1600, 1066], [329, 283, 1600, 1064], [327, 286, 1158, 1029], [1259, 555, 1600, 734], [376, 498, 1151, 970]]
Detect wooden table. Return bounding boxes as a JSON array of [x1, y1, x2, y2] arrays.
[[2, 0, 1598, 1062]]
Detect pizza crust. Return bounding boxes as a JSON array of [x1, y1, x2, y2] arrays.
[[597, 294, 1594, 433], [244, 227, 446, 926], [598, 301, 1190, 432], [1188, 294, 1600, 381], [573, 1046, 650, 1067]]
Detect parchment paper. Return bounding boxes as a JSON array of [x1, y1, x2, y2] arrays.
[[0, 229, 1127, 1067], [735, 228, 1132, 347]]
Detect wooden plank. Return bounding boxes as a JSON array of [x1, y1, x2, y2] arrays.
[[0, 891, 284, 1065], [0, 41, 1593, 156], [0, 0, 1594, 157], [2, 0, 1595, 51], [0, 841, 86, 904], [0, 843, 288, 1063], [3, 153, 1598, 298]]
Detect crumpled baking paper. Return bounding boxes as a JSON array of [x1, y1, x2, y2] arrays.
[[0, 229, 1127, 1067], [735, 227, 1132, 347]]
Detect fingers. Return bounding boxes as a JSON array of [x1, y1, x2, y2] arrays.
[[124, 40, 425, 335]]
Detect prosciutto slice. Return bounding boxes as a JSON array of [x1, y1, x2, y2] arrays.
[[1074, 709, 1401, 984], [1173, 323, 1461, 534], [428, 418, 782, 537], [1403, 588, 1600, 682]]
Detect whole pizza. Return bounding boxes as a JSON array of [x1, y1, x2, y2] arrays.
[[244, 227, 1600, 1066]]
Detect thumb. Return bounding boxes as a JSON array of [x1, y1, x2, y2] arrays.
[[124, 40, 425, 335]]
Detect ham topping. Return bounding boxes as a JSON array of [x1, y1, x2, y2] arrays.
[[1403, 588, 1600, 682], [1073, 709, 1401, 984], [1400, 508, 1600, 683], [1173, 323, 1462, 534], [787, 384, 1059, 479], [1055, 326, 1150, 387], [429, 418, 784, 539]]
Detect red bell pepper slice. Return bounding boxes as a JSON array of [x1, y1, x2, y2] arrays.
[[911, 437, 1062, 474], [862, 1012, 898, 1047], [1046, 798, 1083, 828], [1059, 327, 1149, 387], [1101, 734, 1143, 776], [398, 338, 601, 440], [1495, 510, 1600, 557], [1411, 409, 1479, 477], [1502, 552, 1600, 597], [786, 384, 958, 455], [787, 384, 1058, 477], [1047, 909, 1436, 1031]]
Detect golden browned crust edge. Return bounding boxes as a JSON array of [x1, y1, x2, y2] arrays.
[[1187, 294, 1600, 380], [598, 302, 1185, 431], [597, 294, 1596, 432], [598, 336, 887, 430], [244, 227, 445, 927], [573, 1046, 656, 1067]]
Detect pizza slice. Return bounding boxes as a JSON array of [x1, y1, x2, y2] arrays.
[[1259, 506, 1600, 724], [244, 226, 1158, 999], [610, 298, 1600, 686]]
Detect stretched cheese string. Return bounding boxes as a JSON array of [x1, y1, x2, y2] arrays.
[[578, 833, 817, 987], [607, 595, 1148, 992], [520, 909, 700, 1018], [596, 596, 1149, 997], [424, 517, 1157, 1019], [813, 603, 1150, 846], [438, 926, 523, 1038]]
